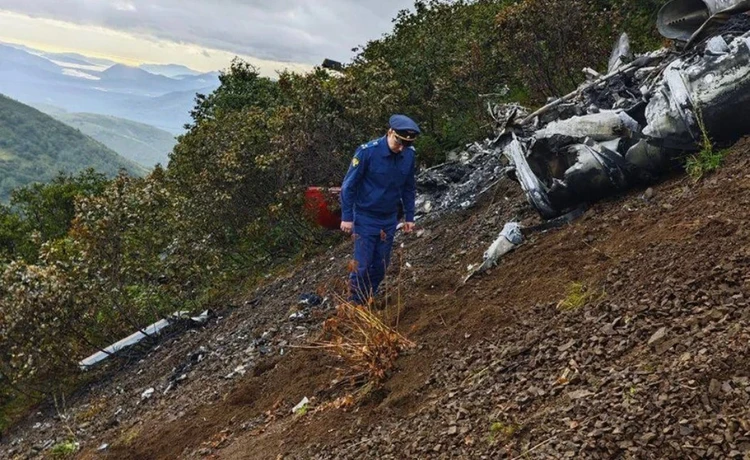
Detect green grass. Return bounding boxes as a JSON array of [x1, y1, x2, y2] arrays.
[[557, 282, 605, 311], [685, 148, 726, 181], [686, 108, 727, 181], [50, 440, 78, 458], [294, 403, 309, 416], [488, 421, 520, 444]]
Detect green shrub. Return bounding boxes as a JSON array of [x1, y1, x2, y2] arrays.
[[686, 109, 727, 180], [50, 440, 78, 458]]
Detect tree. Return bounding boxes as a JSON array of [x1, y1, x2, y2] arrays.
[[187, 59, 280, 129], [0, 205, 25, 263], [0, 169, 108, 263], [496, 0, 615, 102], [355, 0, 511, 163]]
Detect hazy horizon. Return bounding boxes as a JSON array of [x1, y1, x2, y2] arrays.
[[0, 2, 414, 76]]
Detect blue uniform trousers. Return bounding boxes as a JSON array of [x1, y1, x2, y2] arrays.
[[349, 224, 396, 305]]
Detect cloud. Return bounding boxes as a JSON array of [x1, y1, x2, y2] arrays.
[[113, 2, 137, 12], [0, 0, 414, 64]]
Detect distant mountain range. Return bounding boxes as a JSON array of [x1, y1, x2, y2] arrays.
[[139, 64, 203, 78], [0, 94, 146, 202], [34, 105, 176, 168], [0, 42, 221, 134]]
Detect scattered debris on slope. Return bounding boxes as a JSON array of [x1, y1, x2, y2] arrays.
[[415, 140, 509, 219], [298, 138, 750, 460], [416, 7, 750, 276]]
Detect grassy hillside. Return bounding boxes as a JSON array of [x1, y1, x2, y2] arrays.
[[44, 110, 176, 168], [0, 94, 146, 201]]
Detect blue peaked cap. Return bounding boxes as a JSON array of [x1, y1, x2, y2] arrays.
[[389, 114, 421, 141]]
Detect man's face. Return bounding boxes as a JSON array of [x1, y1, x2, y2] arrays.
[[387, 129, 413, 153]]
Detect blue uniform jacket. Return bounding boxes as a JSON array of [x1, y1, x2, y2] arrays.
[[340, 136, 416, 235]]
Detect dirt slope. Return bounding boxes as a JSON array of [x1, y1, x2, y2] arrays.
[[4, 139, 750, 459]]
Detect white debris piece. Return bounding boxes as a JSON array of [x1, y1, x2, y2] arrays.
[[535, 110, 639, 142], [225, 365, 247, 379], [190, 310, 211, 324], [473, 222, 524, 276], [292, 397, 310, 414], [499, 222, 524, 245], [608, 32, 632, 73], [79, 310, 210, 370], [289, 311, 306, 320], [705, 35, 730, 55]]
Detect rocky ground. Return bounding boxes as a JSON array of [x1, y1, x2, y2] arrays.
[[3, 139, 750, 459]]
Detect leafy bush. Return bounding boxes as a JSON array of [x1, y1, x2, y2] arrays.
[[0, 259, 80, 391], [2, 169, 108, 262], [357, 0, 510, 163], [496, 0, 617, 103]]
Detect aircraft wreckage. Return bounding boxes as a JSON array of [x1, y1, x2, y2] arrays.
[[498, 0, 750, 220], [414, 0, 750, 276]]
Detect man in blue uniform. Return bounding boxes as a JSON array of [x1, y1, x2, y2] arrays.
[[340, 114, 420, 305]]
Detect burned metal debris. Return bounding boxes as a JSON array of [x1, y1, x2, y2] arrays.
[[78, 310, 213, 370], [658, 0, 750, 46], [450, 8, 750, 278], [406, 6, 750, 281], [496, 16, 750, 219], [415, 140, 509, 220]]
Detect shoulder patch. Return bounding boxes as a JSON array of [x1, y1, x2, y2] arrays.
[[351, 157, 360, 167]]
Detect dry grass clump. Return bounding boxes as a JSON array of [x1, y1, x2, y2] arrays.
[[318, 297, 414, 386]]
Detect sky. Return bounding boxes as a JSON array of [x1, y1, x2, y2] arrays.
[[0, 0, 415, 75]]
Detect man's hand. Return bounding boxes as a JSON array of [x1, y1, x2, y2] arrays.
[[340, 221, 354, 234], [403, 222, 415, 233]]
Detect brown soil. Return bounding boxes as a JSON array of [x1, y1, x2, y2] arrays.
[[4, 138, 750, 459]]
